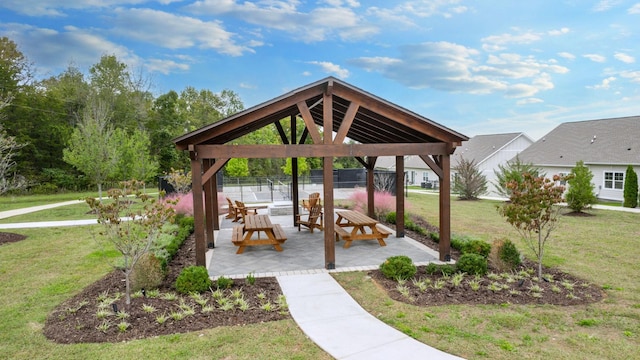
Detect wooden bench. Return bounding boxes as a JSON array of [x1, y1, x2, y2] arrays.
[[232, 225, 244, 245], [271, 224, 287, 243], [334, 224, 391, 248], [231, 216, 287, 254]]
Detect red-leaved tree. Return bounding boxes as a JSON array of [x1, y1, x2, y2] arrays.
[[497, 173, 566, 278]]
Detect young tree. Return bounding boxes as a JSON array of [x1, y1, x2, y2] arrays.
[[497, 173, 566, 278], [86, 180, 175, 306], [452, 157, 487, 200], [112, 128, 158, 185], [623, 165, 638, 208], [565, 160, 596, 213], [63, 99, 118, 200], [0, 123, 26, 194], [493, 156, 543, 198]]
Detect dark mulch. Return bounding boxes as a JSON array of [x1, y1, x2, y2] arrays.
[[43, 234, 289, 344], [376, 217, 604, 306], [41, 212, 604, 344], [0, 231, 27, 245]]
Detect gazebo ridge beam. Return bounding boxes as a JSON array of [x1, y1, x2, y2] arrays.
[[192, 143, 450, 159]]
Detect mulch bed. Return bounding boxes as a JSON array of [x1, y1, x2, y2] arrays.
[[42, 234, 289, 344], [6, 208, 603, 344], [0, 231, 27, 245]]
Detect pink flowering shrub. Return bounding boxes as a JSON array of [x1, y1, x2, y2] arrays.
[[347, 189, 399, 219], [163, 192, 226, 216]]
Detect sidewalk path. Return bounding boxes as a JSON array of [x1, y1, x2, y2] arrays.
[[278, 273, 464, 360], [0, 200, 84, 220]]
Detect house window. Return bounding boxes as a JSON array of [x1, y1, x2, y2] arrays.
[[422, 172, 429, 182], [604, 171, 624, 190], [557, 172, 567, 186]]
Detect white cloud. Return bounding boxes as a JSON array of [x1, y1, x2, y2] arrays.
[[620, 70, 640, 83], [350, 42, 568, 99], [614, 52, 635, 63], [185, 0, 377, 42], [0, 23, 138, 72], [307, 61, 350, 78], [481, 31, 542, 52], [587, 76, 616, 89], [239, 82, 256, 89], [0, 0, 154, 16], [629, 3, 640, 13], [146, 59, 189, 75], [593, 0, 623, 12], [583, 54, 606, 62], [516, 98, 544, 105], [111, 8, 255, 56], [558, 52, 576, 60], [548, 27, 570, 36]]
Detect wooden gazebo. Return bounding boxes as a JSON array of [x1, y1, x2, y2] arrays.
[[174, 77, 468, 269]]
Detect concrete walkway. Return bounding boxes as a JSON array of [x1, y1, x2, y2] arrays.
[[278, 273, 463, 360]]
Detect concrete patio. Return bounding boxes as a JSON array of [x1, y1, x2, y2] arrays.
[[206, 207, 443, 279]]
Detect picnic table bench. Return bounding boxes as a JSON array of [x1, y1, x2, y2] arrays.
[[334, 210, 392, 248], [231, 214, 287, 254]]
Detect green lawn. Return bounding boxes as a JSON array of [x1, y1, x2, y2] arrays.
[[0, 225, 329, 360], [1, 192, 638, 359], [335, 193, 640, 359]]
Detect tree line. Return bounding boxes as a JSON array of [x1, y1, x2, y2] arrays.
[[0, 37, 360, 195]]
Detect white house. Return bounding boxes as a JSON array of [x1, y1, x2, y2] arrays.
[[515, 116, 640, 202], [376, 132, 534, 195]]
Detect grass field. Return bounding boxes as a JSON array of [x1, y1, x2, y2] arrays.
[[335, 193, 640, 359], [1, 192, 638, 359]]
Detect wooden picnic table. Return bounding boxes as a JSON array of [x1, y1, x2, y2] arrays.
[[231, 214, 287, 254], [334, 210, 392, 248]]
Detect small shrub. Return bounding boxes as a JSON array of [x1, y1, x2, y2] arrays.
[[425, 263, 456, 276], [461, 239, 491, 258], [429, 232, 440, 243], [498, 239, 521, 270], [386, 212, 397, 224], [175, 266, 212, 294], [456, 253, 488, 276], [216, 276, 234, 289], [131, 253, 165, 291], [489, 238, 522, 272], [380, 255, 417, 281]]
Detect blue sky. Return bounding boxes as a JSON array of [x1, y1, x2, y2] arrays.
[[1, 0, 639, 140]]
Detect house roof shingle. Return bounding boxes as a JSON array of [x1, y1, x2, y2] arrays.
[[453, 132, 530, 166], [516, 116, 640, 167]]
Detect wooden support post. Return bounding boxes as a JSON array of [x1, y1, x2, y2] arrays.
[[203, 159, 214, 248], [439, 154, 451, 262], [395, 156, 405, 237], [190, 151, 206, 267], [323, 87, 335, 270]]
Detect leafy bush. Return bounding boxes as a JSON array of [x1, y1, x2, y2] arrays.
[[456, 253, 488, 275], [489, 238, 522, 272], [380, 255, 417, 281], [425, 263, 456, 275], [30, 182, 59, 195], [175, 266, 212, 294], [216, 276, 234, 289], [461, 239, 491, 258], [429, 232, 440, 242], [131, 253, 165, 291]]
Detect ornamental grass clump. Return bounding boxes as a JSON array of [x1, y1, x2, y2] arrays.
[[380, 255, 417, 281]]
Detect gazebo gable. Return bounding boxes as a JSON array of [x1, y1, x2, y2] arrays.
[[174, 77, 467, 150]]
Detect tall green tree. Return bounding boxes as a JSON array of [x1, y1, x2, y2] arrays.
[[225, 158, 249, 177], [493, 155, 543, 198], [623, 165, 638, 208], [453, 157, 487, 200], [147, 90, 188, 173], [112, 128, 158, 184], [63, 99, 118, 200], [565, 160, 596, 213]]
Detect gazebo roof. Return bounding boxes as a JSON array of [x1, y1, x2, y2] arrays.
[[174, 77, 468, 149]]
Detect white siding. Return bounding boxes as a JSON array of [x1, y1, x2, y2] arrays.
[[483, 136, 535, 197]]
